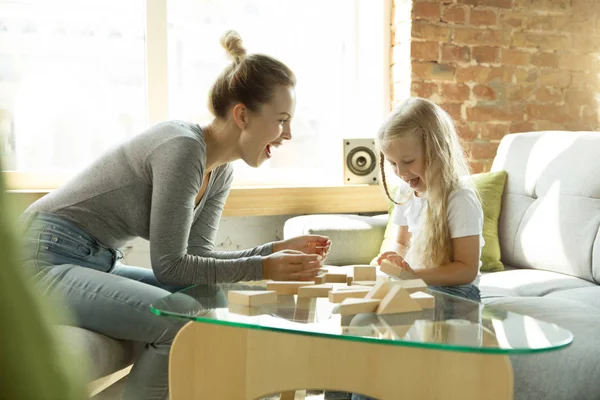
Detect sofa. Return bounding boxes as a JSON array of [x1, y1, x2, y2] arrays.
[[61, 326, 135, 397], [284, 131, 600, 400]]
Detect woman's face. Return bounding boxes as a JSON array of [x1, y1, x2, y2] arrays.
[[239, 85, 296, 168]]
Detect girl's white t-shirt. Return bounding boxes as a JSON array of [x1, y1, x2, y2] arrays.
[[391, 185, 484, 285]]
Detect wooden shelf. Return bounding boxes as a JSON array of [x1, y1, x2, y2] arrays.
[[7, 185, 389, 217], [224, 185, 388, 216]]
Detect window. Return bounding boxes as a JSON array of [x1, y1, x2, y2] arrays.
[[1, 0, 390, 189], [0, 0, 146, 177]]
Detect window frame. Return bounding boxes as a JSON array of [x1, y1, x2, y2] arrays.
[[2, 0, 391, 192]]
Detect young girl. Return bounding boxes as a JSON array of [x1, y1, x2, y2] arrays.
[[329, 98, 483, 400], [376, 96, 484, 302], [19, 30, 330, 400]]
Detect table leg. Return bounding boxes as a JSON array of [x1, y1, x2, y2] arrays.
[[170, 321, 513, 400], [279, 390, 305, 399]]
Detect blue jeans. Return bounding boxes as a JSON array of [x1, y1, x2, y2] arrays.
[[346, 283, 481, 400], [428, 283, 481, 302], [20, 211, 192, 400]]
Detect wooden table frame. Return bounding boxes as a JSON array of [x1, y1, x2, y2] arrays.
[[169, 321, 513, 400]]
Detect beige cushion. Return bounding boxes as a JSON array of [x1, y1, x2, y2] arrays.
[[57, 326, 135, 381], [283, 214, 387, 266]]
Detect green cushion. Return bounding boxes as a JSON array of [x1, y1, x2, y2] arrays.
[[472, 170, 507, 271], [378, 170, 507, 272]]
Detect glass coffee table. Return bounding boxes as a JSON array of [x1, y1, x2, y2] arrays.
[[150, 281, 572, 400]]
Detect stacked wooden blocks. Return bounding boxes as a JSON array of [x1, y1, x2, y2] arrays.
[[226, 264, 435, 318], [337, 279, 435, 316], [266, 281, 316, 295]]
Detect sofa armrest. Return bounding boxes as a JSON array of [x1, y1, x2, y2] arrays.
[[283, 214, 388, 266]]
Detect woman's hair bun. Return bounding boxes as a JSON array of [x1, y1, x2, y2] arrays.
[[220, 30, 247, 63]]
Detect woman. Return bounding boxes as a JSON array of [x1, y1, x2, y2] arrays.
[[20, 30, 330, 399]]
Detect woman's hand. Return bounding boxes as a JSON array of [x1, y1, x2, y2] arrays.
[[273, 235, 331, 260], [262, 250, 323, 281]]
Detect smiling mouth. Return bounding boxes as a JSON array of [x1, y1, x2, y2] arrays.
[[406, 177, 420, 188], [266, 142, 282, 158]]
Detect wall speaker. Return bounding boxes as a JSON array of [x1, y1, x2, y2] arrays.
[[343, 138, 379, 185]]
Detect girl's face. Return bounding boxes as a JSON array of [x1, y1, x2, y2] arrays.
[[239, 85, 296, 168], [381, 132, 427, 197]]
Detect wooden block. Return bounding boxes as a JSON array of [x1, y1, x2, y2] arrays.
[[294, 298, 316, 322], [297, 283, 333, 298], [336, 298, 381, 316], [388, 324, 413, 339], [227, 290, 277, 307], [365, 281, 392, 300], [380, 259, 403, 276], [227, 303, 276, 316], [410, 291, 435, 308], [266, 281, 315, 295], [380, 259, 419, 280], [354, 266, 376, 281], [346, 276, 354, 285], [315, 275, 326, 284], [390, 279, 427, 294], [376, 286, 422, 315], [328, 288, 370, 303], [351, 280, 377, 287], [340, 285, 372, 291], [295, 297, 316, 310], [325, 273, 347, 283]]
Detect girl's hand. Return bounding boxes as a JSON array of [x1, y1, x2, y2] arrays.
[[273, 235, 331, 260], [262, 250, 322, 281], [376, 251, 399, 265], [386, 254, 415, 275]]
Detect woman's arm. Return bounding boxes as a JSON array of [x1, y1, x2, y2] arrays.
[[187, 165, 273, 259], [147, 140, 265, 285]]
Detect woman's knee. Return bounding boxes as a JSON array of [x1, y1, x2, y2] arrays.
[[150, 294, 200, 346], [151, 316, 187, 347]]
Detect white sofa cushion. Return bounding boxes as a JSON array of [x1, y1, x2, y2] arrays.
[[480, 269, 597, 298], [491, 131, 600, 283], [283, 214, 388, 265], [544, 287, 600, 310]]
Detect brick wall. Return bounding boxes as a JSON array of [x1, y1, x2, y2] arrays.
[[391, 0, 600, 173]]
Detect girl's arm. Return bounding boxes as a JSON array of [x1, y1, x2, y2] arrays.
[[393, 225, 411, 257], [377, 225, 411, 264], [414, 235, 480, 286]]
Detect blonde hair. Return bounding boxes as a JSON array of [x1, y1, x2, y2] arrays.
[[378, 97, 472, 268], [208, 30, 296, 119]]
